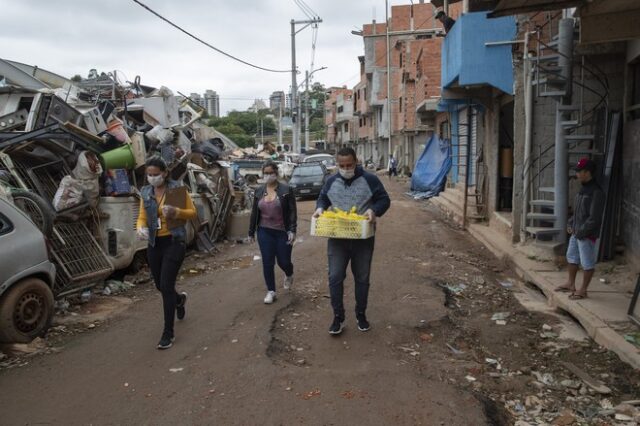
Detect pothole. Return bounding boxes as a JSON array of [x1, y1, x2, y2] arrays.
[[477, 394, 512, 426]]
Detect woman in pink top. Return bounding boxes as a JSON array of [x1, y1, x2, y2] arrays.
[[248, 162, 298, 304]]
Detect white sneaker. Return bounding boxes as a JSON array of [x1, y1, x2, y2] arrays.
[[264, 291, 277, 304], [284, 275, 294, 290]]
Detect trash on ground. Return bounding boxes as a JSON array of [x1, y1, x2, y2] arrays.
[[560, 361, 612, 394], [491, 312, 510, 321]]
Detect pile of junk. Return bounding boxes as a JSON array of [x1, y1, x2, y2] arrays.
[[0, 59, 253, 308]]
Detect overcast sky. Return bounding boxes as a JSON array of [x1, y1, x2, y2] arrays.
[[0, 0, 435, 115]]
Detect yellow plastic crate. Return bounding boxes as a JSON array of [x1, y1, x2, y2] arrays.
[[310, 216, 375, 239]]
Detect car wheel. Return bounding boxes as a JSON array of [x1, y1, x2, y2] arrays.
[[0, 278, 54, 343]]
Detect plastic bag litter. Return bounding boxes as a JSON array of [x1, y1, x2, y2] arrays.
[[52, 151, 102, 211], [53, 176, 84, 211], [145, 125, 174, 145]]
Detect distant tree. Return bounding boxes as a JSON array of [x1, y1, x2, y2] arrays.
[[232, 134, 255, 148], [70, 74, 82, 83], [209, 111, 276, 137]]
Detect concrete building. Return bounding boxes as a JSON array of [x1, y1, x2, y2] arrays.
[[248, 98, 268, 113], [204, 90, 220, 118], [431, 2, 517, 239], [352, 2, 447, 170], [269, 91, 285, 113], [325, 87, 355, 150], [430, 0, 640, 272], [189, 92, 205, 109]]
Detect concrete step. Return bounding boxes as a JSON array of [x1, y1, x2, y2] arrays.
[[540, 90, 567, 97], [558, 105, 580, 111], [538, 54, 560, 63], [566, 134, 594, 141], [534, 77, 566, 86], [538, 65, 563, 74], [527, 212, 557, 221], [569, 149, 600, 155], [526, 226, 563, 236], [539, 187, 555, 194], [561, 120, 580, 127], [530, 199, 555, 208], [533, 239, 565, 253]]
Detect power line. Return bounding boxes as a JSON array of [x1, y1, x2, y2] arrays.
[[132, 0, 291, 73]]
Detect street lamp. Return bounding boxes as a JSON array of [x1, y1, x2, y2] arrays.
[[299, 66, 327, 152]]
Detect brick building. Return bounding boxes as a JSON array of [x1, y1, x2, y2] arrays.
[[332, 1, 452, 170], [324, 87, 354, 149]]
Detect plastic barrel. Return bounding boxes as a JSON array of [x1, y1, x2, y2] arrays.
[[101, 144, 136, 170]]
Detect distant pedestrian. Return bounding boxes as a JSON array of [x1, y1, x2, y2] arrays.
[[248, 161, 297, 304], [136, 156, 197, 350], [435, 10, 456, 34], [388, 155, 398, 177], [555, 158, 604, 300], [313, 147, 391, 335]]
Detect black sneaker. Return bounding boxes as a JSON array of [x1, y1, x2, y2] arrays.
[[176, 292, 187, 320], [356, 313, 370, 332], [328, 317, 344, 335], [157, 333, 175, 350]]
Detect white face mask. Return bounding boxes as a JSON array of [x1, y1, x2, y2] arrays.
[[147, 174, 165, 187], [264, 174, 277, 184], [338, 168, 355, 180]]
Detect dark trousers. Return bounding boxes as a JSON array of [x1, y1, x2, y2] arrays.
[[389, 167, 398, 177], [147, 236, 186, 335], [257, 227, 294, 292], [327, 237, 375, 319]]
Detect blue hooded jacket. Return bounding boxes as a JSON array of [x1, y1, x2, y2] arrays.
[[316, 165, 390, 217]]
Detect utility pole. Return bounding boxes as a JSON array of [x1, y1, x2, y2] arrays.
[[290, 17, 322, 153], [278, 98, 283, 147], [260, 118, 264, 145], [305, 70, 311, 152], [385, 0, 392, 162]]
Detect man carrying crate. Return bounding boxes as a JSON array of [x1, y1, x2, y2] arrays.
[[313, 147, 391, 335]]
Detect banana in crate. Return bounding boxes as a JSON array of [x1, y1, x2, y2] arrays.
[[310, 207, 375, 239]]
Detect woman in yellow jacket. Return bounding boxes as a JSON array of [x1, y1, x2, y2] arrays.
[[136, 157, 197, 349]]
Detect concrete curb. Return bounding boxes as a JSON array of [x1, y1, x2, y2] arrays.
[[465, 222, 640, 370]]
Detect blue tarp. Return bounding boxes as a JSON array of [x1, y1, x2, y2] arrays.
[[409, 134, 451, 200]]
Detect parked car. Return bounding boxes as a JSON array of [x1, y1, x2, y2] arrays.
[[289, 163, 328, 199], [303, 153, 337, 174], [0, 197, 56, 343]]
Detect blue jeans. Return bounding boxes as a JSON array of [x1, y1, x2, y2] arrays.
[[327, 237, 375, 319], [257, 227, 294, 292], [566, 234, 597, 270]]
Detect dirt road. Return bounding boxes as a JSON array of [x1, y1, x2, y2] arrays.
[[1, 180, 638, 425]]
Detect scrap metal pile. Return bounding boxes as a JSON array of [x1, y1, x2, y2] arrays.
[[0, 59, 239, 298]]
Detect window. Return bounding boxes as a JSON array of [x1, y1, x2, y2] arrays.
[[399, 97, 403, 113], [292, 165, 324, 177], [337, 106, 344, 113], [344, 123, 349, 132], [399, 53, 403, 68], [359, 118, 363, 127], [0, 213, 13, 236], [632, 62, 640, 120], [440, 120, 450, 139]]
